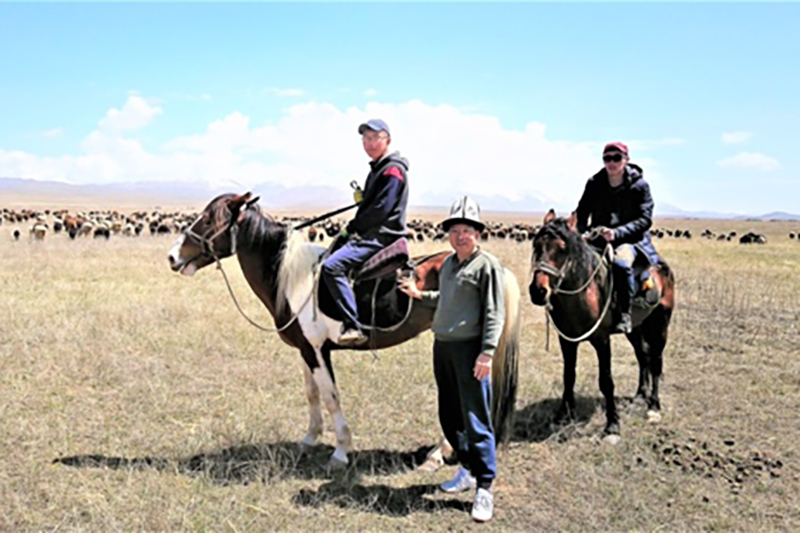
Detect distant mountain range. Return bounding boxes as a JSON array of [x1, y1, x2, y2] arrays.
[[652, 202, 800, 221], [1, 177, 798, 220]]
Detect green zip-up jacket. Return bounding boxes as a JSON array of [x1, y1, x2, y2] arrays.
[[420, 249, 506, 356]]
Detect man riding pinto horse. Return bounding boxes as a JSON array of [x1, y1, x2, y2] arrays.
[[575, 141, 659, 334], [321, 119, 410, 346]]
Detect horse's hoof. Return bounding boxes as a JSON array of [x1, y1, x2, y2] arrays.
[[603, 434, 621, 445], [552, 409, 574, 427], [417, 456, 445, 472], [646, 410, 662, 424], [325, 457, 348, 472]]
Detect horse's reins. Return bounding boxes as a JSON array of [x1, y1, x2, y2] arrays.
[[183, 210, 418, 339], [534, 242, 615, 345], [183, 212, 313, 334]]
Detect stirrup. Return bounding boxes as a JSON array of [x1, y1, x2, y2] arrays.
[[339, 327, 368, 346]]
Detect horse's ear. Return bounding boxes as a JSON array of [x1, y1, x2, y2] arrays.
[[229, 192, 252, 211], [543, 208, 556, 225], [567, 211, 578, 232], [237, 195, 260, 222]]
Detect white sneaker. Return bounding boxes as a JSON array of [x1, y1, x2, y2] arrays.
[[439, 466, 476, 493], [471, 487, 494, 522]]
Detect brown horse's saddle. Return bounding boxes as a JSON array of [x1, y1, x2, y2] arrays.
[[602, 244, 660, 309], [631, 253, 661, 308], [354, 237, 411, 281], [316, 237, 415, 328]]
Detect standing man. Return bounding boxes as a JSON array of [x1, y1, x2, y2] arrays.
[[575, 142, 659, 334], [399, 196, 505, 523], [321, 119, 409, 346]]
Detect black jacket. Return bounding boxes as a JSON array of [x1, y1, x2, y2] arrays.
[[347, 151, 409, 240], [575, 163, 658, 262]]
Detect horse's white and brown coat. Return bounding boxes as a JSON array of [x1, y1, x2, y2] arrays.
[[168, 193, 521, 468]]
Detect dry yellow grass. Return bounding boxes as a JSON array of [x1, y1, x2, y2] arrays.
[[1, 207, 799, 530]]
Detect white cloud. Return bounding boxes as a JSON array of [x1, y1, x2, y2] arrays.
[[265, 87, 305, 97], [721, 131, 753, 144], [97, 95, 163, 134], [363, 89, 378, 97], [41, 128, 63, 139], [718, 152, 780, 171], [0, 96, 678, 204]]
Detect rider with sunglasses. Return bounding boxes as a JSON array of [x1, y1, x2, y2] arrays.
[[575, 142, 659, 334]]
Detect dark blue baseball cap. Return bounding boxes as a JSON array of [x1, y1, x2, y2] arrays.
[[358, 119, 391, 137]]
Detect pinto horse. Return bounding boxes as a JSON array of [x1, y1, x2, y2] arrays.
[[168, 193, 521, 467], [528, 210, 674, 441]]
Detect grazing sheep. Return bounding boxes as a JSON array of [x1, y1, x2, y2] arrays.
[[30, 223, 48, 241], [739, 232, 767, 245]]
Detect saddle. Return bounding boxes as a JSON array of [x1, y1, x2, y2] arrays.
[[317, 238, 415, 329], [589, 242, 661, 312], [629, 246, 661, 308], [355, 237, 411, 281]]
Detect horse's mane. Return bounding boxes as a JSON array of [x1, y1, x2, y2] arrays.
[[236, 207, 321, 313], [537, 218, 598, 271], [238, 207, 286, 252], [276, 230, 322, 313]]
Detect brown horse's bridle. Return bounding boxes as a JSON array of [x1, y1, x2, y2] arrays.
[[532, 258, 574, 297], [183, 213, 240, 261], [533, 242, 615, 344], [180, 211, 312, 334]]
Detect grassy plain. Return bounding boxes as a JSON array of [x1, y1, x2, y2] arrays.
[[1, 204, 799, 530]]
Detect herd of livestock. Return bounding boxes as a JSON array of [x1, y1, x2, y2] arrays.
[[2, 206, 792, 246]]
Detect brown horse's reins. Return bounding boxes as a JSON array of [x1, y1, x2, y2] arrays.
[[183, 212, 417, 339], [183, 213, 314, 334], [534, 243, 615, 345]]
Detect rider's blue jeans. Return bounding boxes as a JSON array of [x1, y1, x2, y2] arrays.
[[321, 237, 386, 328], [613, 244, 638, 311]]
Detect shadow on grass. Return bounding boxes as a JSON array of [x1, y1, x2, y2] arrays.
[[510, 395, 603, 443], [292, 482, 470, 516], [53, 441, 437, 486], [511, 394, 645, 443]]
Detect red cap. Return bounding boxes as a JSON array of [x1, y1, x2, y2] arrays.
[[603, 142, 629, 156]]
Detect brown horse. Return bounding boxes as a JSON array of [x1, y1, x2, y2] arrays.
[[168, 193, 521, 467], [528, 210, 675, 441]]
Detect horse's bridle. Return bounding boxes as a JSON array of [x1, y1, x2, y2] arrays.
[[532, 238, 612, 297], [532, 258, 574, 296], [533, 241, 615, 344], [183, 213, 240, 261], [179, 209, 312, 335]]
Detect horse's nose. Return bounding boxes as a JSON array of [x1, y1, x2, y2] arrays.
[[529, 281, 547, 306], [168, 253, 176, 267]]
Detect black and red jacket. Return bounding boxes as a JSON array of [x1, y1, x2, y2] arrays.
[[347, 151, 409, 241]]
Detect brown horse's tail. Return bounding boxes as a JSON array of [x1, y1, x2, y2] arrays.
[[492, 267, 521, 443]]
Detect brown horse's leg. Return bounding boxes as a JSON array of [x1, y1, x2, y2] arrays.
[[640, 305, 671, 416], [590, 336, 619, 436], [625, 328, 650, 402], [554, 338, 579, 424], [300, 361, 324, 447]]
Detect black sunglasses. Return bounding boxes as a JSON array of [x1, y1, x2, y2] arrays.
[[603, 153, 624, 163]]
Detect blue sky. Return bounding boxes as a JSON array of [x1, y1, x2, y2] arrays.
[[1, 3, 797, 214]]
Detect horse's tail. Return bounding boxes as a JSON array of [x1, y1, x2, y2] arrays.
[[491, 267, 521, 444]]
